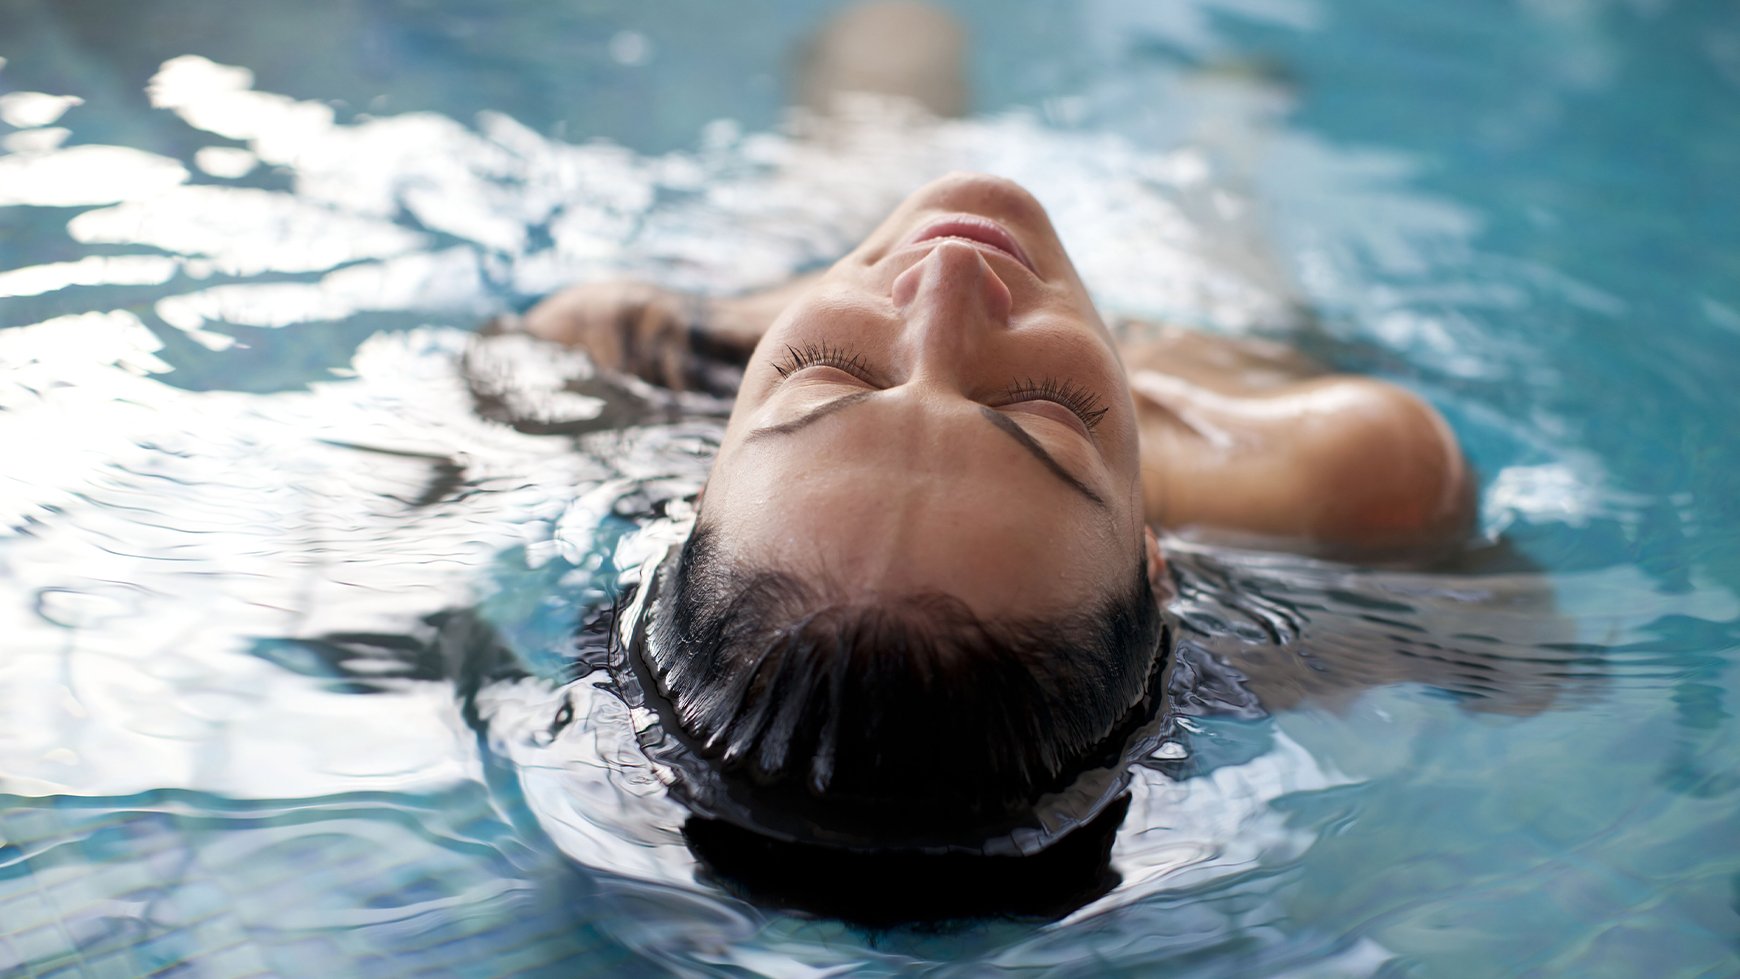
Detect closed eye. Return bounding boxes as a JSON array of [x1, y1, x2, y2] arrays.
[[773, 342, 875, 382], [999, 377, 1109, 433], [742, 388, 1108, 509], [766, 344, 1109, 436]]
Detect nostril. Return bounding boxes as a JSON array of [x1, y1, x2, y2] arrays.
[[980, 254, 1014, 324], [891, 242, 1014, 325], [892, 260, 922, 309]]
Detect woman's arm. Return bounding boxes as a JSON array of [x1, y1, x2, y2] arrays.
[[515, 274, 819, 393]]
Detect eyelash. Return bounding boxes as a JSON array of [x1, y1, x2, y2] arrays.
[[1004, 377, 1110, 432], [772, 342, 869, 379], [770, 344, 1110, 432]]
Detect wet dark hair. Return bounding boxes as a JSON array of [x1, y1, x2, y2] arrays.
[[640, 523, 1167, 843]]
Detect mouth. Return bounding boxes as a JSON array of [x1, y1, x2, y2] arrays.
[[906, 215, 1038, 276]]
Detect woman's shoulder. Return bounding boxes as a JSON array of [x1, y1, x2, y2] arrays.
[[1126, 327, 1473, 558]]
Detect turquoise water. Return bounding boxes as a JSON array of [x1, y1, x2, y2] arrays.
[[2, 0, 1737, 975]]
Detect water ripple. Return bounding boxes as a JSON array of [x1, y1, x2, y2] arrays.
[[1, 17, 1735, 974]]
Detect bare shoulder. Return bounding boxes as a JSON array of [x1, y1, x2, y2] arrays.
[[1276, 376, 1474, 554], [1129, 331, 1474, 558]]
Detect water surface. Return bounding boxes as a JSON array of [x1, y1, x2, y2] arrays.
[[2, 1, 1737, 975]]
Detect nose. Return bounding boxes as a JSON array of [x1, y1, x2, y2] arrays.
[[889, 241, 1013, 386]]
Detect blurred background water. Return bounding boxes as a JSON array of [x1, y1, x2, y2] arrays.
[[1, 0, 1737, 975]]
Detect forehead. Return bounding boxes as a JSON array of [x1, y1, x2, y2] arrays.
[[707, 400, 1131, 618]]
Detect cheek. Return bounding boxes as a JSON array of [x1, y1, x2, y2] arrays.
[[1112, 391, 1144, 464], [718, 392, 764, 453]]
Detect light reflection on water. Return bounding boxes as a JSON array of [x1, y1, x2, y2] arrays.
[[2, 6, 1738, 975]]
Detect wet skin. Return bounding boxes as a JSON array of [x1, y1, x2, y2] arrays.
[[526, 172, 1475, 609], [704, 173, 1164, 620]]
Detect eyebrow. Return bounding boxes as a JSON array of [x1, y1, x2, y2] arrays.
[[744, 392, 1107, 509]]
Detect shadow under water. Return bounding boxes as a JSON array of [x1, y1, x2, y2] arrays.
[[683, 797, 1130, 927]]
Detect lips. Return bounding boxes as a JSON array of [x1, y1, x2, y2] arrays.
[[907, 215, 1037, 275]]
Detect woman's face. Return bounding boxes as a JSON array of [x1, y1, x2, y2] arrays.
[[704, 173, 1160, 619]]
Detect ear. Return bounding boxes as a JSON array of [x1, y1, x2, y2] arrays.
[[1143, 525, 1171, 598]]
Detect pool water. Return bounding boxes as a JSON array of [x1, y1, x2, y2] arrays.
[[3, 0, 1738, 976]]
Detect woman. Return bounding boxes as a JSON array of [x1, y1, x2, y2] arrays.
[[511, 171, 1473, 856]]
